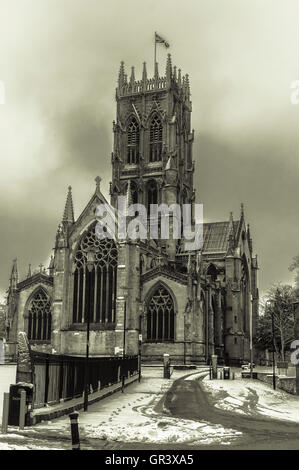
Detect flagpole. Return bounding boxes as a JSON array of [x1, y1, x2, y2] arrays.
[[154, 31, 156, 71]]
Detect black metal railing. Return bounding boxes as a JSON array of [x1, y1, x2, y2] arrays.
[[31, 352, 138, 408]]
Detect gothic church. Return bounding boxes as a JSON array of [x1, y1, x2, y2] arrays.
[[5, 54, 259, 365]]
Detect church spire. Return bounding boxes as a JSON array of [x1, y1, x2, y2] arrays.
[[95, 176, 102, 195], [125, 180, 133, 216], [130, 66, 135, 85], [142, 62, 147, 82], [118, 61, 125, 88], [62, 186, 74, 225], [240, 202, 244, 220], [178, 68, 182, 85], [166, 53, 172, 82], [10, 258, 18, 290]]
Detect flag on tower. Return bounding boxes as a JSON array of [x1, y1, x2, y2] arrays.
[[155, 32, 170, 48]]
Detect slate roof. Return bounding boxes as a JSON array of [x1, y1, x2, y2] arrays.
[[17, 272, 53, 291], [202, 220, 239, 253]]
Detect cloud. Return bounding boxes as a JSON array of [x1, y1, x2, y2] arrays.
[[0, 0, 299, 298]]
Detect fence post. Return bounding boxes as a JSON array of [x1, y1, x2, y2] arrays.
[[45, 358, 50, 405], [69, 412, 80, 450], [122, 375, 125, 393], [19, 390, 26, 430], [2, 392, 9, 434]]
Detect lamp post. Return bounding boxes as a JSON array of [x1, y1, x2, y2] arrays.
[[249, 294, 253, 379], [266, 299, 276, 390], [123, 299, 126, 360], [83, 249, 95, 412]]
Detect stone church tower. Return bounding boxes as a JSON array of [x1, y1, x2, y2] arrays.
[[5, 54, 259, 365]]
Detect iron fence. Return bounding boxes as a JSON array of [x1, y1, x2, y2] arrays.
[[31, 352, 138, 408]]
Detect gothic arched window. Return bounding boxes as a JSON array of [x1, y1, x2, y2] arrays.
[[72, 224, 118, 324], [127, 117, 139, 164], [206, 264, 217, 282], [147, 180, 158, 213], [27, 289, 51, 341], [147, 286, 174, 341], [149, 116, 163, 162], [130, 181, 138, 205]]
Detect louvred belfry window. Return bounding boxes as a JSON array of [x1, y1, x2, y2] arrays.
[[147, 286, 174, 341], [149, 116, 162, 162], [27, 289, 51, 341], [127, 117, 139, 164], [72, 224, 118, 324]]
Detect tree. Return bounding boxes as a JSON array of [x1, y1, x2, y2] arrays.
[[0, 306, 6, 339], [289, 255, 299, 294], [255, 284, 296, 362]]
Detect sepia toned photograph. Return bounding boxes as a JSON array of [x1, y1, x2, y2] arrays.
[[1, 0, 299, 458]]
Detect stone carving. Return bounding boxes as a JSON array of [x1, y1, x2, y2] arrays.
[[16, 331, 33, 384]]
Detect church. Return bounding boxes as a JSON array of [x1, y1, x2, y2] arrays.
[[5, 54, 259, 365]]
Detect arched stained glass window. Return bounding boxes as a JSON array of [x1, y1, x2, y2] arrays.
[[147, 286, 174, 341], [27, 289, 51, 341], [72, 224, 118, 324], [127, 117, 139, 164], [149, 116, 162, 162]]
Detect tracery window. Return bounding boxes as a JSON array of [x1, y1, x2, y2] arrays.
[[149, 116, 163, 162], [147, 180, 158, 213], [130, 181, 138, 205], [27, 289, 51, 341], [127, 117, 139, 164], [147, 286, 174, 341], [72, 224, 118, 324]]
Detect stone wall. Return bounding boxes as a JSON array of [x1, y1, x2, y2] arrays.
[[256, 371, 296, 395]]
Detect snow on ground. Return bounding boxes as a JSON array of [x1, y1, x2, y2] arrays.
[[0, 367, 242, 448], [202, 370, 299, 422], [0, 365, 16, 421]]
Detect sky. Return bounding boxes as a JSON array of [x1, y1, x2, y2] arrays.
[[0, 0, 299, 299]]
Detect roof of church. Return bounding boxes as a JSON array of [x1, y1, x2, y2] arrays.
[[17, 272, 53, 291], [202, 220, 239, 253]]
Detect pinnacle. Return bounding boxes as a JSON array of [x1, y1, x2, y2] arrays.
[[62, 186, 74, 224]]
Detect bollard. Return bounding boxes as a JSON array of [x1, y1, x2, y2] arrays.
[[121, 375, 125, 393], [163, 354, 170, 379], [2, 392, 9, 434], [220, 371, 223, 380], [19, 390, 26, 430], [232, 372, 235, 380], [69, 412, 80, 450]]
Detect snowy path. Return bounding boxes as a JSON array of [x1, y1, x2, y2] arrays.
[[0, 367, 241, 450], [0, 365, 16, 421], [202, 372, 299, 422]]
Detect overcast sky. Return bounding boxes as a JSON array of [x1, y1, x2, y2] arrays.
[[0, 0, 299, 299]]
